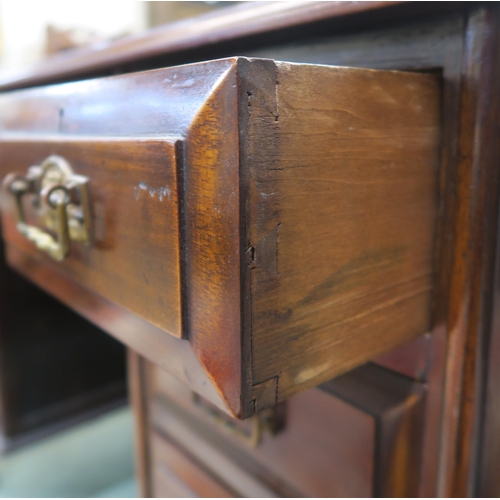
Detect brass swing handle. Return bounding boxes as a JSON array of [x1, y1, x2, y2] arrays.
[[192, 393, 286, 447], [2, 156, 91, 261]]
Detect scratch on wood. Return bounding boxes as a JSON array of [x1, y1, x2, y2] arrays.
[[134, 182, 171, 201]]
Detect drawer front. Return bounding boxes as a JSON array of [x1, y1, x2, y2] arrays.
[[0, 57, 440, 418], [150, 431, 235, 498], [142, 360, 426, 497], [0, 138, 182, 336]]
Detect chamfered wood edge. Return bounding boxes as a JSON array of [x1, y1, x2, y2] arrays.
[[2, 241, 237, 414], [181, 60, 245, 418], [0, 58, 247, 419], [0, 56, 440, 423], [438, 6, 500, 497]]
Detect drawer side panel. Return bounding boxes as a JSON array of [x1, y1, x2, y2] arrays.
[[242, 60, 441, 405]]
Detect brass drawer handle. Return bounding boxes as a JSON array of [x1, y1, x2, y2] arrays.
[[192, 393, 286, 447], [3, 155, 91, 261]]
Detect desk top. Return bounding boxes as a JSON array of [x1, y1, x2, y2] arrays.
[[0, 1, 467, 92]]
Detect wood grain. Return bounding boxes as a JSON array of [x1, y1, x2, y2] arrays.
[[145, 360, 425, 497], [0, 58, 441, 419], [5, 244, 229, 414], [240, 59, 441, 408], [1, 3, 500, 496], [0, 138, 182, 337], [437, 7, 500, 496], [251, 15, 463, 495], [0, 58, 244, 416]]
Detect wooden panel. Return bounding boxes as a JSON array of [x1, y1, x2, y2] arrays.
[[0, 58, 243, 417], [432, 8, 500, 496], [477, 216, 500, 496], [373, 334, 431, 381], [0, 138, 182, 337], [241, 59, 441, 408], [128, 350, 151, 498], [145, 360, 426, 497], [324, 364, 426, 497], [0, 58, 440, 418], [150, 401, 280, 498], [250, 14, 464, 495]]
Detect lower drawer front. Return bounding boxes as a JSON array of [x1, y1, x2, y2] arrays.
[[146, 362, 426, 497], [151, 432, 234, 498]]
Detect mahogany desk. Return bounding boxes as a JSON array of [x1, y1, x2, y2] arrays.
[[0, 2, 498, 497]]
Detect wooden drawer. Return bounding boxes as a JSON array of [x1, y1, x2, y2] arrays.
[[0, 139, 182, 336], [150, 431, 235, 498], [0, 57, 440, 418], [141, 359, 426, 497]]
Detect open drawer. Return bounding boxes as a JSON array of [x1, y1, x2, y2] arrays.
[[0, 57, 440, 418]]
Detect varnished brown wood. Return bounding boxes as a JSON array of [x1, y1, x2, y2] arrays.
[[0, 58, 241, 416], [249, 13, 463, 495], [0, 138, 182, 337], [143, 360, 425, 497], [128, 350, 151, 498], [324, 364, 426, 497], [1, 2, 500, 497], [0, 1, 408, 91], [151, 431, 235, 498], [4, 245, 228, 413], [240, 60, 440, 410], [435, 7, 500, 497], [0, 59, 441, 420]]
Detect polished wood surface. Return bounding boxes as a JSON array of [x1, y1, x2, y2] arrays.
[[0, 58, 440, 419], [128, 350, 151, 498], [0, 1, 408, 91], [242, 60, 440, 408], [247, 15, 461, 495], [437, 8, 500, 496], [1, 1, 500, 497], [0, 138, 182, 337], [135, 357, 426, 497]]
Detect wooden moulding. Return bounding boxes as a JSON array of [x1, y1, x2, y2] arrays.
[[0, 57, 441, 418]]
